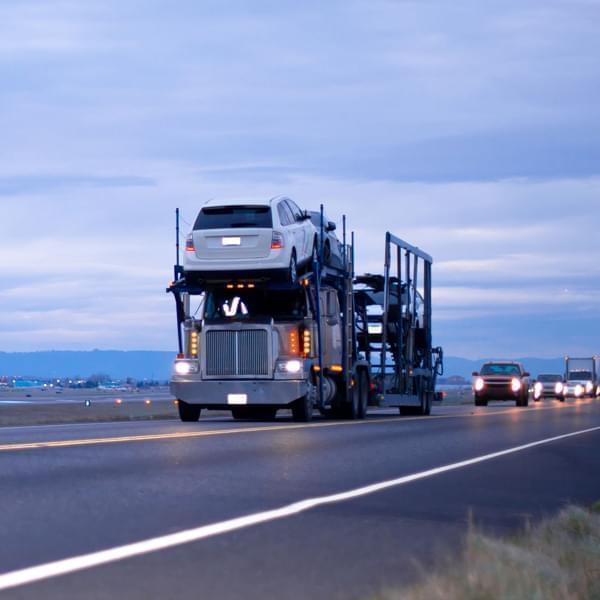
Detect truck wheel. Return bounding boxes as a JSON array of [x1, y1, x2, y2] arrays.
[[288, 251, 298, 284], [422, 392, 432, 416], [357, 373, 368, 419], [178, 400, 201, 422], [342, 381, 359, 420], [292, 395, 313, 422]]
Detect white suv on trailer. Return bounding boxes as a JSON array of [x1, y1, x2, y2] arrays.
[[184, 197, 316, 283]]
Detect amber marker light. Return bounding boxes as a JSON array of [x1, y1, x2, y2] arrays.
[[302, 328, 311, 357], [329, 365, 343, 373], [289, 330, 299, 356]]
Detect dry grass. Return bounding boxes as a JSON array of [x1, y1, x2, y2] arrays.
[[377, 504, 600, 600]]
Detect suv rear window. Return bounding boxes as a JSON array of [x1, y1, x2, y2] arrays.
[[194, 206, 273, 230]]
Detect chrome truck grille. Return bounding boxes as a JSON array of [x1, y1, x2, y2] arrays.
[[205, 329, 270, 377]]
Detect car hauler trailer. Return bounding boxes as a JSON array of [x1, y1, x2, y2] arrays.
[[168, 208, 443, 422]]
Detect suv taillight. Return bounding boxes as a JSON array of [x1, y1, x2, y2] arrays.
[[185, 235, 195, 252], [271, 231, 284, 250]]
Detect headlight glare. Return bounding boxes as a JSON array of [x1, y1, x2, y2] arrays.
[[474, 378, 485, 392], [174, 360, 199, 376], [275, 359, 304, 378], [511, 378, 522, 393], [555, 382, 564, 394], [285, 360, 302, 374]]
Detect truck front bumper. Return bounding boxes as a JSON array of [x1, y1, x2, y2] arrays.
[[170, 378, 309, 407]]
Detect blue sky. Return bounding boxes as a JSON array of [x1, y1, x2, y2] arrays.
[[0, 0, 599, 358]]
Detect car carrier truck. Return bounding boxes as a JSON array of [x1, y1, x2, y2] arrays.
[[168, 208, 443, 422]]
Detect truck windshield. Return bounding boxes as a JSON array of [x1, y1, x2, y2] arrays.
[[194, 206, 272, 229], [537, 374, 562, 382], [568, 370, 592, 381], [204, 289, 307, 321], [481, 364, 521, 376]]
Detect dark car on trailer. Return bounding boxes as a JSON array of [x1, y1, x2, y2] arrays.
[[472, 361, 530, 407]]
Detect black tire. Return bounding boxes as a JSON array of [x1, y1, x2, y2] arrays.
[[357, 372, 368, 420], [422, 392, 432, 416], [312, 237, 319, 263], [343, 381, 359, 420], [288, 251, 298, 284], [558, 396, 565, 402], [517, 391, 529, 407], [474, 395, 488, 407], [292, 395, 313, 422], [178, 400, 201, 422]]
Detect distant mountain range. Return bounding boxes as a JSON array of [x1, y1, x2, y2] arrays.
[[0, 351, 569, 380]]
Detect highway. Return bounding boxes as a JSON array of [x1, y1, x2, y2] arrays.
[[1, 399, 599, 599]]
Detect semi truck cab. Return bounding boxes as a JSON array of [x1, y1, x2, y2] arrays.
[[170, 283, 350, 421]]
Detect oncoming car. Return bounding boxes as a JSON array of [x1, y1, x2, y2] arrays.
[[472, 362, 530, 407], [533, 374, 566, 402], [183, 197, 315, 283]]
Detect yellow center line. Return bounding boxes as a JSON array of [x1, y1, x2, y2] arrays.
[[0, 400, 593, 452]]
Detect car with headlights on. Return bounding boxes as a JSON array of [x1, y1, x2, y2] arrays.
[[183, 197, 315, 284], [472, 362, 530, 407], [563, 369, 596, 399], [533, 373, 566, 402]]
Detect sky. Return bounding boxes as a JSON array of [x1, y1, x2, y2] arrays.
[[0, 0, 599, 358]]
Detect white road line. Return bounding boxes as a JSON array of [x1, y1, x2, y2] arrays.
[[1, 425, 599, 592]]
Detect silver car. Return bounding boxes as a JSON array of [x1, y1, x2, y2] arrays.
[[184, 197, 315, 283], [533, 374, 565, 401]]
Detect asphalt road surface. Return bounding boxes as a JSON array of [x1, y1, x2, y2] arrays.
[[1, 399, 599, 599]]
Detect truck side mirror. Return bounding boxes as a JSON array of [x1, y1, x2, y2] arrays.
[[523, 372, 530, 377], [326, 221, 337, 232], [472, 371, 479, 377]]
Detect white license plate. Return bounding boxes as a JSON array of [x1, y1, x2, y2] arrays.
[[222, 237, 241, 246], [227, 394, 248, 405]]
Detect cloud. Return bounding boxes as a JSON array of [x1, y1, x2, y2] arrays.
[[0, 1, 599, 359]]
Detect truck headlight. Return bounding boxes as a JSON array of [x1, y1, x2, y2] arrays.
[[174, 360, 199, 376], [474, 378, 485, 392], [534, 382, 543, 398], [275, 360, 304, 378], [574, 384, 583, 397], [511, 378, 522, 393], [585, 382, 593, 394], [555, 382, 564, 395]]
